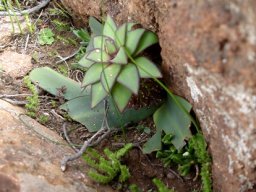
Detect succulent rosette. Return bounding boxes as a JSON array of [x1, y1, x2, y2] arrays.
[[78, 15, 162, 112]]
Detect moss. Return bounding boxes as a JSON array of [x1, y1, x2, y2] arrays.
[[23, 76, 39, 118]]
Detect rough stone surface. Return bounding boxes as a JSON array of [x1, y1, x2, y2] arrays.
[[61, 0, 256, 191], [0, 51, 32, 78], [0, 16, 27, 45], [0, 99, 113, 192]]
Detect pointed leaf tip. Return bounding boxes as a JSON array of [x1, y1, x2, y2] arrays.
[[82, 63, 106, 87], [135, 57, 162, 78], [91, 82, 108, 108], [101, 64, 121, 92], [112, 83, 132, 112], [117, 63, 140, 94], [103, 15, 117, 40]]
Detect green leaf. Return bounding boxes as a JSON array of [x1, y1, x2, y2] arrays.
[[82, 63, 106, 87], [38, 28, 55, 45], [101, 64, 121, 92], [86, 37, 94, 52], [91, 82, 108, 108], [110, 47, 127, 64], [134, 56, 162, 78], [103, 15, 117, 40], [127, 22, 136, 31], [111, 83, 132, 112], [93, 36, 107, 49], [89, 16, 103, 35], [78, 55, 95, 68], [115, 23, 127, 46], [93, 36, 116, 53], [73, 28, 90, 42], [60, 96, 104, 132], [126, 29, 145, 55], [105, 38, 117, 55], [107, 101, 159, 128], [86, 49, 110, 63], [29, 67, 87, 100], [117, 63, 139, 94], [142, 130, 162, 154], [61, 95, 158, 132], [153, 95, 192, 149], [134, 31, 158, 55]]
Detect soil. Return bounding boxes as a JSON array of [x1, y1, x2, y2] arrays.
[[0, 1, 201, 191]]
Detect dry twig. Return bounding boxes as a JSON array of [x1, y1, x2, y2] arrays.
[[60, 100, 114, 171], [0, 0, 51, 16]]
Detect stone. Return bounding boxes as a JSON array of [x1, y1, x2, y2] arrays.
[[0, 16, 27, 45], [0, 51, 32, 78], [0, 99, 113, 192], [61, 0, 256, 191]]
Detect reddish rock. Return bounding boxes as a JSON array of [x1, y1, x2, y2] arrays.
[[0, 99, 113, 192], [0, 51, 32, 78], [61, 0, 256, 191]]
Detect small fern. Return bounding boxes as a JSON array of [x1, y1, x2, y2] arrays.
[[83, 143, 133, 184], [23, 76, 39, 118], [156, 133, 212, 192], [152, 178, 175, 192], [189, 134, 212, 192]]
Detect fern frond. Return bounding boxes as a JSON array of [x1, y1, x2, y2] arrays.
[[88, 170, 113, 184], [118, 165, 130, 182]]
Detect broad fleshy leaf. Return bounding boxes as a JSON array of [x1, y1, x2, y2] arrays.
[[93, 36, 107, 49], [111, 83, 132, 112], [78, 55, 95, 68], [103, 15, 117, 40], [93, 36, 116, 53], [86, 35, 95, 52], [105, 38, 117, 55], [89, 16, 103, 35], [91, 82, 108, 108], [126, 29, 145, 55], [60, 96, 158, 132], [86, 49, 110, 63], [117, 63, 139, 94], [82, 63, 106, 87], [107, 101, 159, 128], [135, 56, 162, 78], [73, 28, 90, 42], [115, 23, 127, 47], [142, 130, 162, 154], [127, 22, 136, 31], [134, 31, 158, 55], [60, 96, 105, 132], [110, 47, 127, 64], [153, 95, 192, 149], [101, 64, 121, 92], [29, 67, 88, 100]]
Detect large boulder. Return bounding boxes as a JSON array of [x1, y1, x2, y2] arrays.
[[61, 0, 256, 191], [0, 99, 113, 192]]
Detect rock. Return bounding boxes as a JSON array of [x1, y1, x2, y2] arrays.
[[0, 51, 32, 78], [61, 0, 256, 191], [0, 99, 113, 192], [0, 16, 27, 45]]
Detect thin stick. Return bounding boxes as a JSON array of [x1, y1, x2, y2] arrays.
[[56, 49, 80, 64], [0, 93, 32, 98], [2, 98, 27, 105], [0, 0, 51, 16], [24, 33, 30, 51], [63, 123, 79, 152], [60, 100, 112, 171], [193, 164, 199, 181]]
